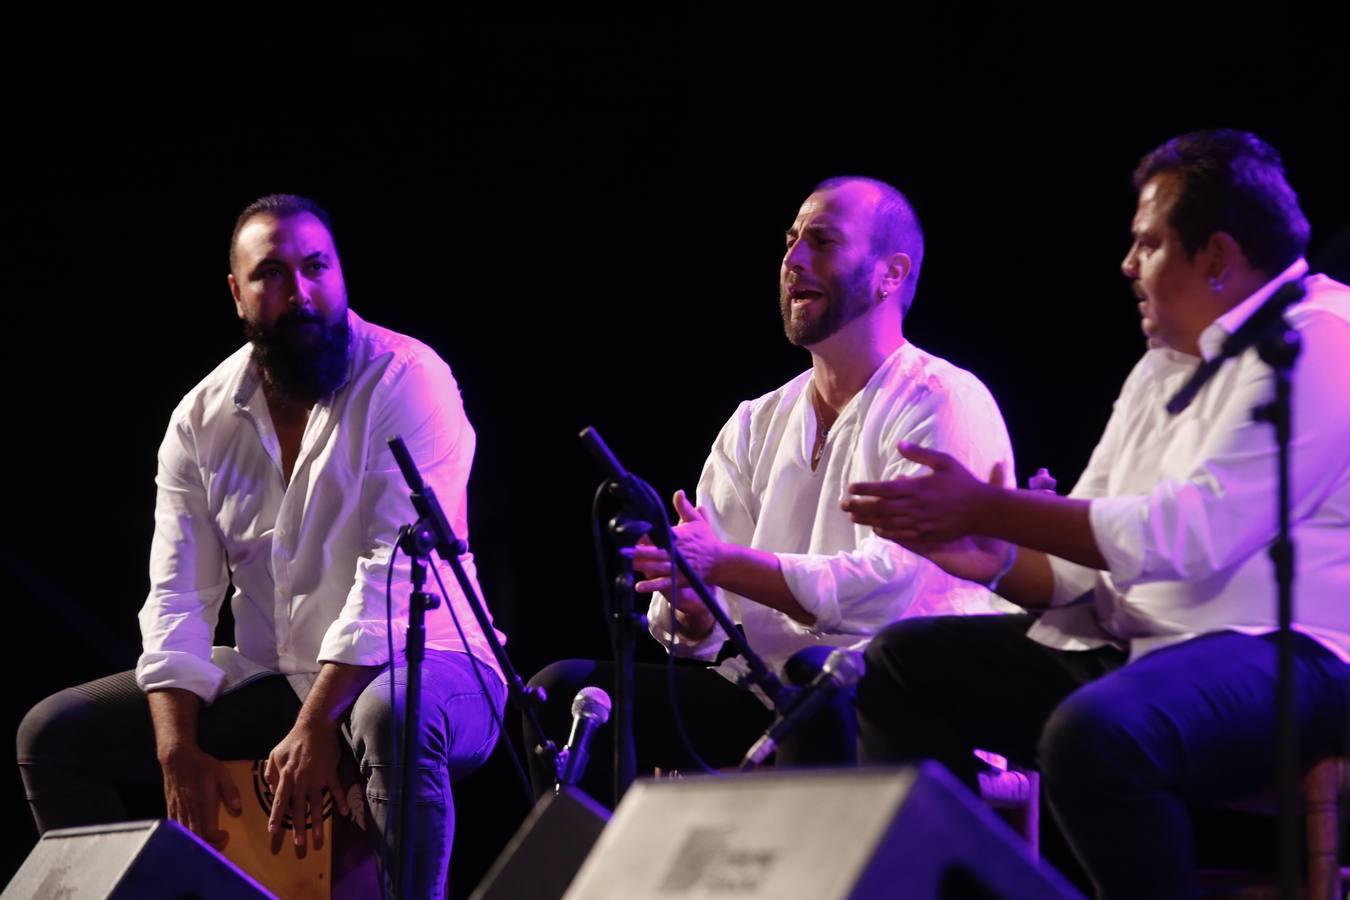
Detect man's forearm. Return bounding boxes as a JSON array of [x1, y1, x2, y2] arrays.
[[296, 661, 385, 730], [978, 488, 1108, 571], [710, 546, 816, 626], [148, 688, 203, 758], [992, 547, 1058, 610]]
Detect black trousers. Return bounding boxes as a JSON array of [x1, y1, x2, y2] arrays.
[[522, 646, 857, 807], [857, 613, 1350, 900]]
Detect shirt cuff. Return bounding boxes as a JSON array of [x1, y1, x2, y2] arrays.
[[318, 618, 402, 667], [776, 553, 843, 634], [646, 593, 728, 661], [1046, 554, 1104, 608], [136, 650, 226, 704], [1088, 494, 1148, 585]]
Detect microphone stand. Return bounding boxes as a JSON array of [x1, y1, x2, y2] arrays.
[[386, 436, 559, 899], [1254, 324, 1301, 900], [578, 427, 796, 803], [605, 508, 648, 806], [1165, 282, 1303, 900]]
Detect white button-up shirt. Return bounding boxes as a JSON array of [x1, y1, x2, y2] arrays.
[[1032, 262, 1350, 661], [136, 310, 504, 703]]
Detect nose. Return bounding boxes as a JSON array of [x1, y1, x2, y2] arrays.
[[1121, 244, 1139, 280], [288, 270, 313, 308], [783, 237, 808, 275]]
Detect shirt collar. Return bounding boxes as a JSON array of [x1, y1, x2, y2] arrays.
[[1197, 257, 1309, 361]]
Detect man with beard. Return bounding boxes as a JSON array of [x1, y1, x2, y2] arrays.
[[524, 176, 1015, 799], [18, 194, 506, 898]]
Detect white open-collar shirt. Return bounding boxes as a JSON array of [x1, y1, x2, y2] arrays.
[[650, 342, 1018, 677], [1032, 261, 1350, 661], [137, 310, 504, 703]]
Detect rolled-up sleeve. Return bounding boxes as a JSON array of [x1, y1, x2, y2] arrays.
[[781, 374, 1014, 632], [1088, 310, 1350, 588], [136, 417, 230, 702]]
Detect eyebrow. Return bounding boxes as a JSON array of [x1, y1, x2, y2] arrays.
[[249, 250, 330, 275], [786, 223, 844, 238]]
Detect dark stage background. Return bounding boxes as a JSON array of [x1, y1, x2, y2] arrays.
[[3, 9, 1348, 896]]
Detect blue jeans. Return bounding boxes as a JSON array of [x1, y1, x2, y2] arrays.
[[858, 614, 1350, 900], [17, 650, 505, 899]]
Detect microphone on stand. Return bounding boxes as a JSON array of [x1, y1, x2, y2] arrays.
[[739, 648, 865, 770], [556, 686, 612, 790]]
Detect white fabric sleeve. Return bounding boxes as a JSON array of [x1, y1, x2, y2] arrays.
[[137, 415, 231, 702], [1090, 311, 1350, 587], [779, 372, 1014, 632], [317, 351, 477, 666]]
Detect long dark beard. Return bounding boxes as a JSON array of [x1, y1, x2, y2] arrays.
[[245, 309, 350, 406]]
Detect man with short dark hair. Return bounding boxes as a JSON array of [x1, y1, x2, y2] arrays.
[[844, 130, 1350, 898], [18, 194, 506, 898], [525, 176, 1015, 797]]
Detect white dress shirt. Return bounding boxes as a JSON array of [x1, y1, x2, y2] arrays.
[[649, 342, 1018, 676], [136, 310, 505, 703], [1031, 262, 1350, 661]]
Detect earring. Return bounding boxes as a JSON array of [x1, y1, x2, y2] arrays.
[[1208, 276, 1224, 292], [880, 289, 889, 299]]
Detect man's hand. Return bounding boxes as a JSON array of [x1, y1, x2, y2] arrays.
[[848, 451, 1014, 586], [842, 442, 995, 543], [629, 490, 721, 641], [158, 742, 241, 849], [264, 721, 350, 850]]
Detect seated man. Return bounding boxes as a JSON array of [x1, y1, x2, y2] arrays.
[[844, 130, 1350, 899], [525, 176, 1015, 800], [17, 194, 507, 898]]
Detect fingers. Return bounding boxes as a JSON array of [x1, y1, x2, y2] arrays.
[[987, 462, 1006, 489], [844, 480, 912, 499], [673, 490, 703, 523], [896, 441, 953, 470], [267, 762, 291, 837], [219, 764, 242, 817], [635, 576, 673, 594], [194, 780, 225, 849], [306, 782, 325, 850]]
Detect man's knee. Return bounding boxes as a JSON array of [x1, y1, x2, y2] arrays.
[[19, 688, 104, 763], [1039, 683, 1157, 790], [858, 616, 967, 709]]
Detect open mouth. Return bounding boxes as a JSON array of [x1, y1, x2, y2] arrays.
[[790, 289, 824, 310]]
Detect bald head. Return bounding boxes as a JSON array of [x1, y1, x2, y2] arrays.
[[811, 176, 924, 313]]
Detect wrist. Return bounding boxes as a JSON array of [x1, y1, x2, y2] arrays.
[[984, 544, 1017, 592], [705, 540, 736, 586]]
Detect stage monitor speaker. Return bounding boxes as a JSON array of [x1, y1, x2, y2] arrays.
[[562, 762, 1082, 900], [3, 819, 272, 900], [470, 786, 611, 900]]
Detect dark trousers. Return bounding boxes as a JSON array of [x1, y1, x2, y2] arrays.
[[17, 651, 505, 899], [522, 646, 857, 806], [857, 613, 1350, 900]]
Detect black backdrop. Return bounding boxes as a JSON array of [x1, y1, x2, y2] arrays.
[[3, 8, 1348, 895]]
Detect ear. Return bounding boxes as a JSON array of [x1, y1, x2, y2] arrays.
[[227, 272, 246, 320], [1203, 231, 1245, 284], [879, 251, 913, 299]]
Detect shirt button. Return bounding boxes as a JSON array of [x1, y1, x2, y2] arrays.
[[279, 528, 287, 537], [279, 644, 291, 655]]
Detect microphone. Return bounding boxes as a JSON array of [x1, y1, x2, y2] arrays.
[[739, 648, 865, 770], [1166, 278, 1306, 415], [555, 686, 612, 789]]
